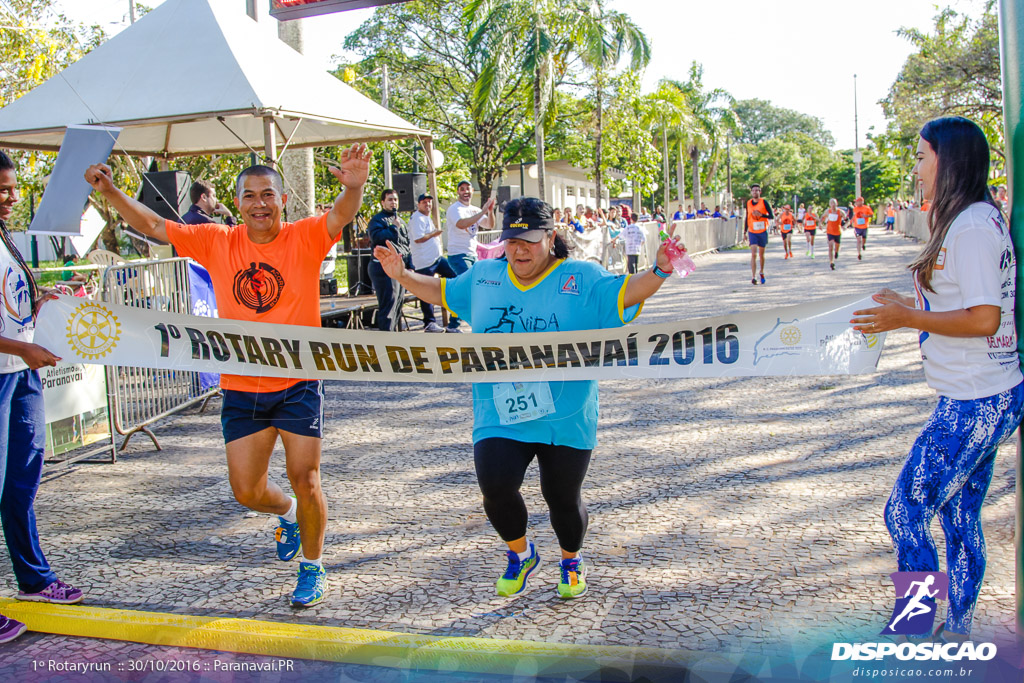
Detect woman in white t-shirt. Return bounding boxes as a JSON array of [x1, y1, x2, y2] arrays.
[[852, 117, 1024, 641], [0, 151, 83, 646]]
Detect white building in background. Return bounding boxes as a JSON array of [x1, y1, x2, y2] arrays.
[[503, 160, 625, 210]]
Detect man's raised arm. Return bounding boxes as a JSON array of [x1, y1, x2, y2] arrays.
[[326, 143, 372, 239], [84, 163, 170, 243], [455, 197, 496, 230]]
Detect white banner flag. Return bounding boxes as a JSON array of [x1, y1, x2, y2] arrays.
[[34, 295, 885, 383]]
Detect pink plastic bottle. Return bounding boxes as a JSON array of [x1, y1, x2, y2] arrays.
[[658, 230, 696, 278]]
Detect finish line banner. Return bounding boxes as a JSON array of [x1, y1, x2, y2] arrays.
[[35, 295, 885, 383]]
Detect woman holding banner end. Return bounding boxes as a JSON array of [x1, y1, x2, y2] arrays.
[[0, 150, 83, 646], [375, 197, 682, 599], [851, 117, 1023, 640]]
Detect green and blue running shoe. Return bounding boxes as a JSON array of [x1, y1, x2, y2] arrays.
[[495, 542, 539, 597], [291, 562, 327, 607], [556, 557, 588, 599], [275, 513, 301, 562]]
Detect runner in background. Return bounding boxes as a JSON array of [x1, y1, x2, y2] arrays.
[[802, 205, 819, 258], [825, 197, 844, 271], [884, 201, 896, 232], [778, 205, 795, 259], [852, 116, 1023, 641], [745, 183, 773, 285], [850, 196, 874, 260], [372, 197, 681, 600]]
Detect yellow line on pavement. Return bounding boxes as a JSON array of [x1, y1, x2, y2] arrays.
[[0, 599, 720, 679]]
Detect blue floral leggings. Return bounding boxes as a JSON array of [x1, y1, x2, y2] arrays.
[[884, 381, 1024, 635]]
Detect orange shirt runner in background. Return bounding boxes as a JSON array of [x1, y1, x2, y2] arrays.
[[886, 207, 896, 219], [166, 214, 338, 393], [747, 198, 770, 233], [779, 212, 795, 232], [851, 205, 874, 229], [825, 208, 843, 235], [803, 213, 818, 230]]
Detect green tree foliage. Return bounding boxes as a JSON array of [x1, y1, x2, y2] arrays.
[[881, 1, 1002, 160], [601, 75, 660, 200], [343, 0, 532, 201], [0, 0, 104, 230], [644, 82, 694, 211], [571, 0, 650, 207], [731, 133, 832, 209], [733, 99, 834, 148], [813, 149, 902, 209], [661, 64, 739, 205], [466, 0, 573, 201]]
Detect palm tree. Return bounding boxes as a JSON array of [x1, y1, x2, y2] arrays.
[[574, 0, 650, 211], [663, 64, 740, 208], [644, 83, 693, 216], [467, 0, 568, 202]]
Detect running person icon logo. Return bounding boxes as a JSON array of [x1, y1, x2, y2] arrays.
[[880, 571, 949, 636], [233, 261, 285, 313], [484, 305, 523, 333]]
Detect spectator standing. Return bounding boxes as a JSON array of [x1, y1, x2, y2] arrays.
[[408, 193, 455, 333], [445, 181, 495, 332], [0, 151, 83, 646], [182, 180, 237, 226], [368, 189, 411, 331]]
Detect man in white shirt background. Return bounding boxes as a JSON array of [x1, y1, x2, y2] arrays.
[[444, 180, 495, 332], [409, 193, 456, 333]]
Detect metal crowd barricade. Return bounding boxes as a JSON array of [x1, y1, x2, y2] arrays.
[[100, 257, 218, 453]]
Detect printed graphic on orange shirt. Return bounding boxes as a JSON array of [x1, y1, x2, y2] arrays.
[[233, 261, 285, 313]]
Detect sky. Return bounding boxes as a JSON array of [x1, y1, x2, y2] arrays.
[[51, 0, 990, 151]]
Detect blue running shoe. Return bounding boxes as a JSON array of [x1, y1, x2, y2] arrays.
[[495, 542, 540, 597], [291, 562, 327, 607], [275, 515, 301, 562]]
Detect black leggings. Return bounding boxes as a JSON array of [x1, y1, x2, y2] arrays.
[[473, 437, 592, 553]]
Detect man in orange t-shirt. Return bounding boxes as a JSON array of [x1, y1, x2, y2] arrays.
[[850, 196, 875, 261], [884, 201, 896, 232], [84, 144, 371, 608], [778, 205, 795, 259], [744, 183, 774, 285]]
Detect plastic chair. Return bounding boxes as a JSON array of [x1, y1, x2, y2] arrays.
[[86, 249, 125, 267]]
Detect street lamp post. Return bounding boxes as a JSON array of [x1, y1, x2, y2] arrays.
[[854, 74, 862, 199], [381, 64, 391, 188]]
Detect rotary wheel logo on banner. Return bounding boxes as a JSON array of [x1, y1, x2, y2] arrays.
[[65, 303, 122, 360], [779, 325, 801, 346]]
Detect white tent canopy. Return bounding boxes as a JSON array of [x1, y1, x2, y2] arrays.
[[0, 0, 431, 157]]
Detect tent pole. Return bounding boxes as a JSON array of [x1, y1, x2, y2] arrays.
[[423, 136, 441, 229], [998, 0, 1024, 651], [263, 116, 277, 168]]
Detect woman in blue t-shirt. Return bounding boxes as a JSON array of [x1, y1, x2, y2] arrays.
[[852, 117, 1024, 640], [375, 197, 680, 600]]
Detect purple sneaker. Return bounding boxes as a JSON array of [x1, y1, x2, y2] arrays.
[[0, 614, 27, 644], [17, 579, 83, 605]]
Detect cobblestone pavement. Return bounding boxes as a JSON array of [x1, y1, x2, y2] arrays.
[[1, 230, 1020, 679]]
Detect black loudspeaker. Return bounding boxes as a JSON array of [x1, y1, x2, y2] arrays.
[[393, 173, 427, 212], [496, 185, 520, 211], [138, 171, 192, 221]]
